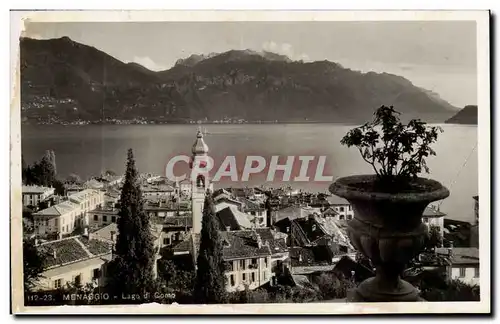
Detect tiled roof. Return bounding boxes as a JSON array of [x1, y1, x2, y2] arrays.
[[275, 206, 317, 222], [254, 228, 288, 254], [220, 230, 271, 260], [217, 206, 253, 230], [34, 200, 78, 216], [69, 189, 101, 203], [436, 247, 479, 265], [37, 236, 111, 269], [22, 185, 53, 194], [91, 223, 118, 241], [142, 184, 175, 192], [313, 215, 352, 248], [240, 198, 264, 211], [79, 236, 114, 255], [326, 195, 350, 206]]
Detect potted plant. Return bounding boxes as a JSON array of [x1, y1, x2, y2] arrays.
[[329, 105, 450, 302]]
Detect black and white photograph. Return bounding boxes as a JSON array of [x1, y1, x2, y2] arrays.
[[10, 10, 490, 314]]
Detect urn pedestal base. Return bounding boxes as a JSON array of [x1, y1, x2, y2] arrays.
[[346, 277, 421, 302]]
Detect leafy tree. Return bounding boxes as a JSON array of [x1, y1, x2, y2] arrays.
[[66, 173, 82, 184], [23, 238, 44, 292], [107, 149, 156, 302], [426, 225, 443, 250], [194, 192, 227, 304], [421, 279, 480, 301]]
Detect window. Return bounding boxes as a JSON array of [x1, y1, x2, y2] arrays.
[[240, 260, 246, 270], [45, 220, 49, 226], [264, 258, 268, 267], [103, 215, 107, 222], [163, 237, 170, 245], [242, 273, 246, 281], [251, 272, 255, 283], [459, 268, 466, 278], [251, 211, 256, 216], [93, 268, 100, 279], [94, 215, 98, 221], [348, 205, 352, 211], [54, 279, 62, 289], [474, 267, 480, 278], [423, 217, 429, 223], [111, 216, 116, 222], [263, 272, 266, 281], [230, 275, 235, 286], [74, 274, 82, 286], [347, 215, 352, 220], [339, 215, 345, 220], [339, 207, 345, 212]]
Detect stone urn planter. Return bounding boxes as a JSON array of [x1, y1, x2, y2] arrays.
[[330, 175, 450, 302]]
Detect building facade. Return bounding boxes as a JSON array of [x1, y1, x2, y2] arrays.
[[33, 189, 104, 238], [22, 185, 54, 207], [34, 235, 112, 291]]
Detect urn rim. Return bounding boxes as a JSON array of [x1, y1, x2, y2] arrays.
[[329, 174, 450, 204]]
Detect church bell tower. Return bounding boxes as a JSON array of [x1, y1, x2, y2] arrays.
[[190, 128, 213, 234]]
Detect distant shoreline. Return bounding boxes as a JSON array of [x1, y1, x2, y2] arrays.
[[20, 120, 465, 127]]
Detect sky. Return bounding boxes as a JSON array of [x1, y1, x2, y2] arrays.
[[22, 21, 477, 108]]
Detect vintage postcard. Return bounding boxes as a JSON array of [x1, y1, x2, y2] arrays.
[[10, 10, 491, 314]]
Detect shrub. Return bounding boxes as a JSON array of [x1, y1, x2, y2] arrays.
[[340, 105, 443, 190]]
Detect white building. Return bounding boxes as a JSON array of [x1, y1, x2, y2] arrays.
[[326, 195, 354, 221], [22, 185, 54, 207], [436, 247, 480, 286], [33, 189, 104, 238], [422, 205, 446, 237], [33, 235, 113, 291]]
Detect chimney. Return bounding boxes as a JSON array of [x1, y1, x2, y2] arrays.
[[83, 227, 89, 239], [226, 226, 231, 232], [299, 254, 303, 262], [448, 241, 454, 257], [350, 270, 355, 279], [256, 234, 262, 248]]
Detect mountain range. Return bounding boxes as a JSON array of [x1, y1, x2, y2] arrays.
[[20, 36, 460, 124]]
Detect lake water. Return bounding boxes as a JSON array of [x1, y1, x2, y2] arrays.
[[21, 124, 478, 223]]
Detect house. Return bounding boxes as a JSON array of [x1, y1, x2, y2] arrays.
[[239, 198, 267, 227], [274, 205, 319, 223], [22, 185, 55, 207], [33, 235, 113, 291], [221, 230, 273, 292], [161, 216, 193, 248], [214, 196, 244, 213], [217, 206, 254, 231], [33, 189, 105, 238], [172, 228, 288, 292], [88, 206, 119, 228], [141, 184, 176, 200], [144, 200, 191, 219], [422, 205, 446, 237], [326, 196, 354, 221], [436, 246, 480, 286]]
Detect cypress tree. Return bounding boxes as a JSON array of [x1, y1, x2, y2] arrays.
[[194, 192, 227, 304], [108, 149, 156, 300]]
